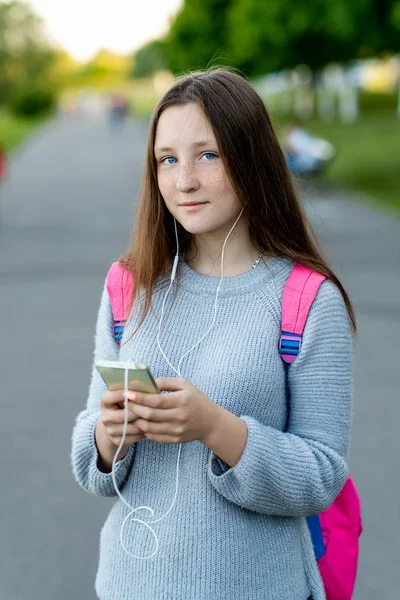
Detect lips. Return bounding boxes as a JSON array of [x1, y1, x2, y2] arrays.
[[179, 201, 208, 212]]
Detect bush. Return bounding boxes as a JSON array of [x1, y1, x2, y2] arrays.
[[10, 88, 56, 118]]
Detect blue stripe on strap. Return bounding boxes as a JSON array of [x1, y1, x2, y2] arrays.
[[281, 341, 300, 350], [113, 322, 125, 343], [279, 332, 302, 358]]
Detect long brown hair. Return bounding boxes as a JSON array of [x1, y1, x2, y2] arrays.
[[120, 67, 356, 334]]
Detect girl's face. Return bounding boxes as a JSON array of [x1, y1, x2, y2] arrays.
[[154, 103, 243, 238]]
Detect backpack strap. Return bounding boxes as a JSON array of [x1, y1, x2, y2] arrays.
[[280, 264, 327, 561], [280, 264, 326, 363], [106, 261, 134, 344]]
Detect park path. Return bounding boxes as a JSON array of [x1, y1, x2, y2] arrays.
[[0, 113, 399, 599]]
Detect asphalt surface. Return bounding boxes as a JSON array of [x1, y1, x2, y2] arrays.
[[1, 114, 399, 600]]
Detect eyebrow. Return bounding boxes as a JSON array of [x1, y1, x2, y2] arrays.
[[154, 140, 215, 154]]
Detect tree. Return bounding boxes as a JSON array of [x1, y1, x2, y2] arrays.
[[356, 0, 400, 56], [228, 0, 400, 73], [82, 49, 131, 79], [225, 0, 289, 75], [163, 0, 400, 77], [165, 0, 233, 74], [0, 0, 56, 104], [131, 40, 170, 78]]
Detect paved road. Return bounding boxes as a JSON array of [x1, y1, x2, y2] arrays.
[[1, 114, 399, 599]]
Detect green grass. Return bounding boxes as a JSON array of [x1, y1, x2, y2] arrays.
[[273, 93, 400, 214], [0, 108, 42, 152], [306, 114, 400, 213]]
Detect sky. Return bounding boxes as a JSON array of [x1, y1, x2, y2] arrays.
[[28, 0, 183, 62]]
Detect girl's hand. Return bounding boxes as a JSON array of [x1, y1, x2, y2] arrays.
[[126, 378, 220, 444], [95, 390, 145, 472], [99, 389, 145, 448]]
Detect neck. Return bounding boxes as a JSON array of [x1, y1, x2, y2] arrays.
[[185, 220, 262, 277]]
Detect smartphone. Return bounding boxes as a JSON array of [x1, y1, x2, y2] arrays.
[[95, 360, 159, 394]]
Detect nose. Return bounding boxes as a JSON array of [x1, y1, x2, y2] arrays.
[[176, 161, 200, 193]]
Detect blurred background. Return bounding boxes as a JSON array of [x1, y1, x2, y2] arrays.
[[1, 0, 400, 210], [0, 1, 399, 599]]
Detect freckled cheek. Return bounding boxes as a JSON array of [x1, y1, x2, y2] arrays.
[[200, 168, 226, 192], [157, 172, 176, 199]]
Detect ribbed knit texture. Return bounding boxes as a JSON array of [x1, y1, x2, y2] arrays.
[[71, 256, 353, 600]]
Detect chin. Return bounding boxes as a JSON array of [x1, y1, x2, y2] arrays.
[[179, 222, 210, 235], [174, 214, 213, 235]]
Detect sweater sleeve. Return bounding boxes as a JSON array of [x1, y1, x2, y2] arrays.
[[207, 279, 353, 517], [71, 279, 136, 497]]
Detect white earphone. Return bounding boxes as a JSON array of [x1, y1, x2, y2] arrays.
[[112, 206, 246, 559]]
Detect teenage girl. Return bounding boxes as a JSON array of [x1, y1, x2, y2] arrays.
[[71, 68, 355, 600]]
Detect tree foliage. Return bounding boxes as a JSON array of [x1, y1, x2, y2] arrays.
[[132, 40, 170, 78], [165, 0, 233, 73], [82, 49, 131, 79], [159, 0, 400, 76], [0, 0, 56, 104]]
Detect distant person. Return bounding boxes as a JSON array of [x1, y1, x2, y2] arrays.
[[282, 121, 335, 175], [108, 93, 129, 131], [71, 69, 357, 600]]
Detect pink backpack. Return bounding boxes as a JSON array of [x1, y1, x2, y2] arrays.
[[107, 261, 363, 599], [280, 264, 362, 599]]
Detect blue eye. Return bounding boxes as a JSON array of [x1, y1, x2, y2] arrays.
[[162, 156, 177, 165], [203, 153, 216, 160]]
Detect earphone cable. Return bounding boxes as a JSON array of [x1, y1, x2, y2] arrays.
[[113, 207, 245, 559]]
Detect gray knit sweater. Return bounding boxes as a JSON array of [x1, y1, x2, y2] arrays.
[[71, 256, 353, 600]]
